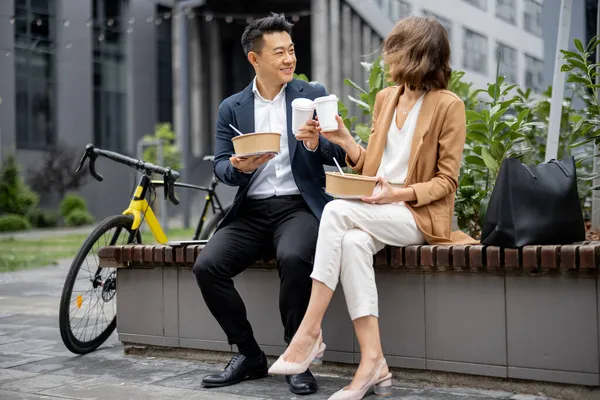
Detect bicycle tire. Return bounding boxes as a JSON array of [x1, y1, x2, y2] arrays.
[[198, 205, 231, 240], [59, 214, 140, 354]]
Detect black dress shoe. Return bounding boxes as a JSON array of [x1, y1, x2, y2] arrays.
[[286, 369, 318, 395], [202, 352, 268, 388]]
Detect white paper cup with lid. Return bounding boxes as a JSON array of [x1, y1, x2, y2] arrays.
[[314, 94, 339, 132], [291, 98, 315, 137]]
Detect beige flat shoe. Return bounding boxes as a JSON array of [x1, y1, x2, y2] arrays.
[[268, 331, 326, 376], [328, 358, 392, 399]]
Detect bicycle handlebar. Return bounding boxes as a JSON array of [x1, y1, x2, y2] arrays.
[[76, 144, 180, 205]]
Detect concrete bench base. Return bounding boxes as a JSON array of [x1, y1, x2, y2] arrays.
[[115, 265, 600, 387]]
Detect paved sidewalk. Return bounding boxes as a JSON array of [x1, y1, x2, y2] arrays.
[[0, 261, 579, 399]]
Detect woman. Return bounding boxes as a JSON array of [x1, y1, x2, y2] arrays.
[[269, 16, 476, 399]]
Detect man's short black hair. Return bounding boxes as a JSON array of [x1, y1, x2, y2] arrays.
[[241, 12, 293, 56]]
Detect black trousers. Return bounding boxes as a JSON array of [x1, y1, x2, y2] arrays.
[[192, 195, 319, 345]]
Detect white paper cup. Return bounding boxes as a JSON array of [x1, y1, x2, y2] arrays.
[[314, 94, 339, 132], [291, 98, 315, 136]]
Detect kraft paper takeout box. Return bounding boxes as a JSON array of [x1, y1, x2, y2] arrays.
[[325, 171, 377, 197], [231, 132, 281, 157]]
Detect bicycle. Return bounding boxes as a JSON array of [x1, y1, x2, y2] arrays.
[[58, 144, 231, 355]]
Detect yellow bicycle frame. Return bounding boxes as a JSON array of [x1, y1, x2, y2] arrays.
[[122, 184, 168, 244]]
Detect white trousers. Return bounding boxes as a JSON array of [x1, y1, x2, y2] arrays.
[[310, 199, 424, 321]]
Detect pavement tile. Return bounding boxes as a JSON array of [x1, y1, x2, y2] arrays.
[[45, 356, 203, 384], [0, 340, 59, 354], [1, 373, 88, 394], [40, 377, 266, 400], [0, 353, 54, 369], [0, 390, 73, 399], [0, 369, 38, 386]]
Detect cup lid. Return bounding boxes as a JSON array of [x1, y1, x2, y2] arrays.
[[314, 94, 339, 103], [291, 98, 315, 110]]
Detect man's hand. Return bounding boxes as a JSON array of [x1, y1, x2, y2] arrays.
[[295, 119, 319, 151], [230, 153, 274, 173]]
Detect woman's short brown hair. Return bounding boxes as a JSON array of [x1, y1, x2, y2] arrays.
[[383, 16, 451, 90]]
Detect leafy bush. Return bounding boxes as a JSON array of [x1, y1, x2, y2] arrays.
[[59, 194, 87, 218], [142, 123, 182, 171], [26, 208, 60, 228], [27, 143, 89, 200], [64, 209, 95, 227], [0, 214, 32, 232], [0, 155, 39, 216]]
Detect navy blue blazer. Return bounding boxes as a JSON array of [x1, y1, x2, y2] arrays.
[[213, 78, 347, 229]]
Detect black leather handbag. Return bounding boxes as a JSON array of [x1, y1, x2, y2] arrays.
[[481, 156, 586, 248]]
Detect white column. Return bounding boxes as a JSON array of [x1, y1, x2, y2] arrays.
[[330, 0, 341, 95], [190, 17, 205, 157], [341, 4, 353, 107], [545, 0, 573, 162], [362, 24, 372, 85], [351, 13, 362, 117], [592, 0, 600, 229], [312, 0, 329, 87], [208, 20, 223, 148]]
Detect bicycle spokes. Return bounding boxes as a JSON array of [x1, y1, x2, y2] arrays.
[[68, 224, 138, 343]]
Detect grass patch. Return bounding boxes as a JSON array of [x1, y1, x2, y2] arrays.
[[0, 227, 196, 273]]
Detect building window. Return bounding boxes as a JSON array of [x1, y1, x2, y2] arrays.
[[391, 0, 412, 21], [93, 0, 127, 152], [424, 11, 452, 41], [463, 0, 488, 11], [496, 0, 516, 24], [14, 0, 56, 149], [376, 0, 411, 21], [463, 29, 488, 74], [157, 5, 173, 124], [524, 54, 544, 92], [524, 0, 542, 36], [496, 42, 517, 83]]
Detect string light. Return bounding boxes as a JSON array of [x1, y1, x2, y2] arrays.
[[0, 10, 311, 57]]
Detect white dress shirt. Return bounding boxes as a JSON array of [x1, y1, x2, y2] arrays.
[[246, 78, 301, 199]]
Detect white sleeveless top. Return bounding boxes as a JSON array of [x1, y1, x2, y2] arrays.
[[375, 94, 425, 185]]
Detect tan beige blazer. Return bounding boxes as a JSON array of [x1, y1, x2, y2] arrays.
[[346, 85, 477, 245]]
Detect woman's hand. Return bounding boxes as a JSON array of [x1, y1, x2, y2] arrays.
[[361, 177, 398, 204], [319, 115, 355, 149], [361, 177, 416, 204]]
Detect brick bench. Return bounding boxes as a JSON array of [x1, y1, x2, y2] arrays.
[[98, 243, 600, 386]]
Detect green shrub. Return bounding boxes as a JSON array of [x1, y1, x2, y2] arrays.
[[0, 214, 32, 232], [0, 155, 39, 216], [59, 194, 87, 218], [64, 209, 95, 227], [26, 208, 60, 228]]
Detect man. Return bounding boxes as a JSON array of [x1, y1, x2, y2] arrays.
[[192, 13, 346, 396]]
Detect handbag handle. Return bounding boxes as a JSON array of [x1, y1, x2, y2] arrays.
[[549, 159, 570, 177]]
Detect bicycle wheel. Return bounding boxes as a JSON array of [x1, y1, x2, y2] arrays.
[[59, 214, 141, 354], [198, 205, 231, 240]]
